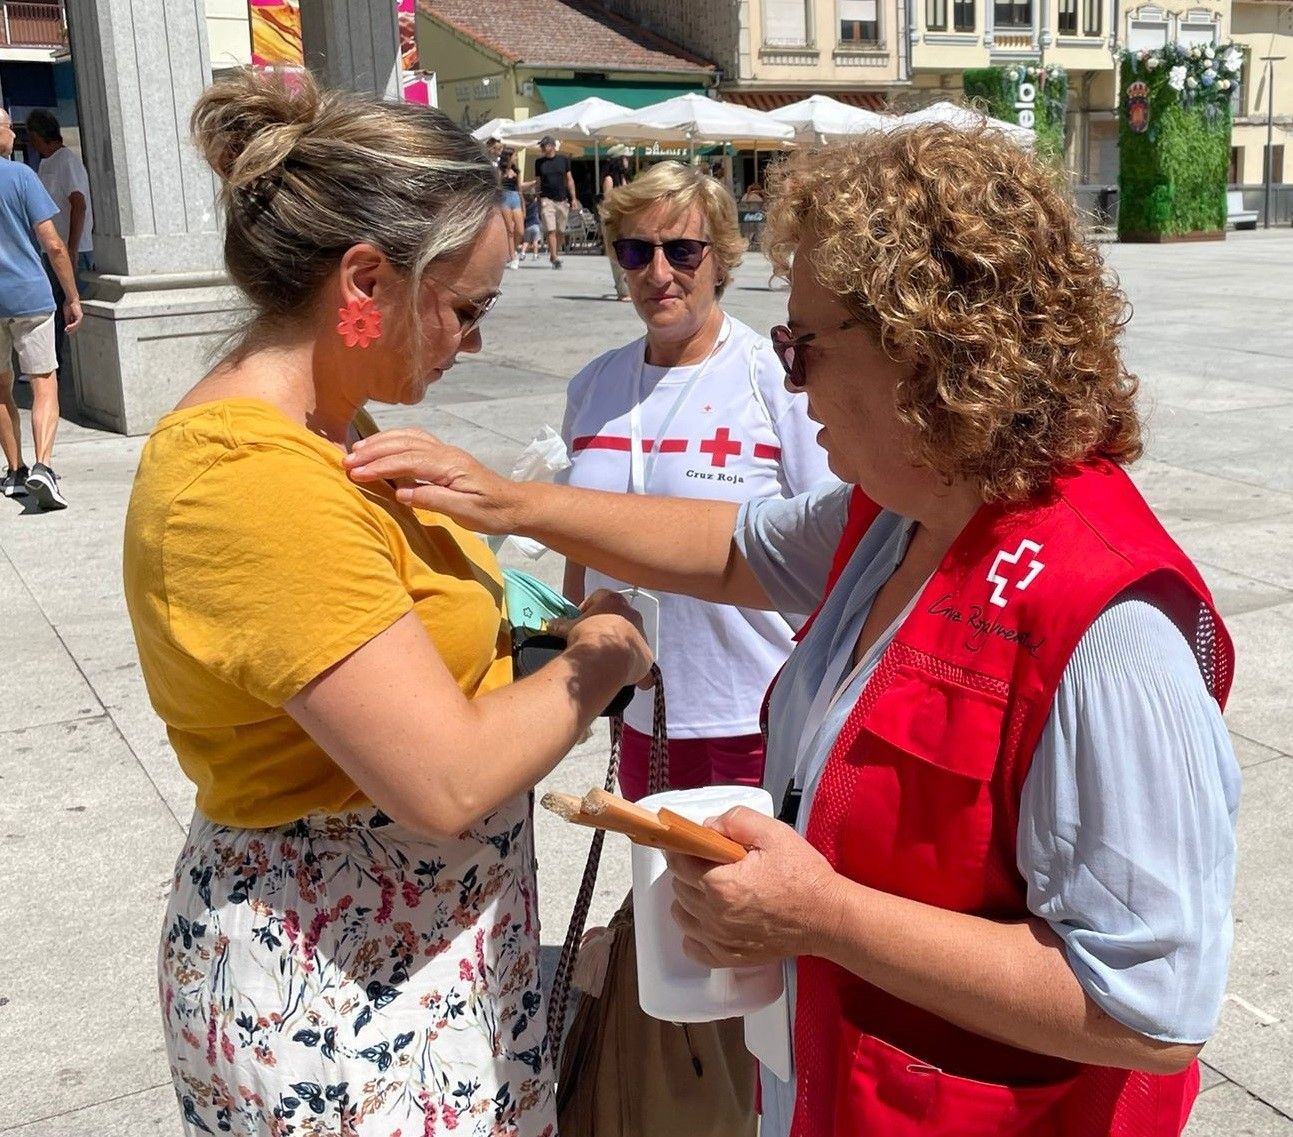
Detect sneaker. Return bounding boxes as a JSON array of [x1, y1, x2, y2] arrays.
[[25, 463, 67, 510], [2, 465, 28, 497], [517, 251, 527, 263], [507, 256, 519, 270], [551, 257, 563, 270]]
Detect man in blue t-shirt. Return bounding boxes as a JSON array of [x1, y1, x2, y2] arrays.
[[0, 108, 82, 510]]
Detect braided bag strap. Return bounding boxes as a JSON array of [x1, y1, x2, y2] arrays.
[[547, 668, 667, 1068]]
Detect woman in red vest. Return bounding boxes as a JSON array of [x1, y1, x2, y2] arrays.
[[346, 124, 1241, 1137]]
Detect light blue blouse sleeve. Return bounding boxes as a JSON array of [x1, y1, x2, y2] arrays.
[[733, 481, 852, 621], [1018, 593, 1241, 1043]]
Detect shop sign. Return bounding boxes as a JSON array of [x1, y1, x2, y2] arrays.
[[1016, 80, 1037, 128]]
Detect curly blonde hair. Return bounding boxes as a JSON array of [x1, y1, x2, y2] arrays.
[[600, 161, 746, 296], [765, 124, 1141, 503]]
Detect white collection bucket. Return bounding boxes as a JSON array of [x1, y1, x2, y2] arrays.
[[630, 785, 785, 1022]]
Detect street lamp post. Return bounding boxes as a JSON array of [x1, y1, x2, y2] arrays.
[[1260, 55, 1286, 230]]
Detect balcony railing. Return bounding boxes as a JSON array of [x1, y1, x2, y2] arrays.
[[0, 2, 67, 49]]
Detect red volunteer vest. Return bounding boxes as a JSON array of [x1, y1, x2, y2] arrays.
[[786, 461, 1234, 1137]]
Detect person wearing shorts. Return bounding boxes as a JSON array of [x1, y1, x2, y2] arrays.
[[526, 136, 579, 269], [0, 108, 83, 510], [27, 109, 95, 373], [497, 147, 523, 269]]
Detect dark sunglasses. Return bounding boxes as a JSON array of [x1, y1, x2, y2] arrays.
[[612, 237, 711, 272], [770, 320, 864, 391]]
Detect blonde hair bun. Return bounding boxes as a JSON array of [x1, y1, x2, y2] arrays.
[[189, 69, 500, 334], [191, 69, 321, 193]]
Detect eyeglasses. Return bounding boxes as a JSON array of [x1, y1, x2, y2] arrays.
[[770, 319, 864, 391], [427, 275, 500, 337], [612, 238, 711, 272]]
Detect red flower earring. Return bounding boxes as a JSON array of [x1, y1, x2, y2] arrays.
[[336, 295, 383, 349]]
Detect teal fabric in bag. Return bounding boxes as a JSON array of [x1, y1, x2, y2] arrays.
[[503, 568, 579, 631]]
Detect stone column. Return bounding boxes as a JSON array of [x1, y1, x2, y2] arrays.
[[299, 0, 403, 98], [63, 0, 246, 435]]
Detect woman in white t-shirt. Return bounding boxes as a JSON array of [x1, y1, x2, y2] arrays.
[[560, 161, 834, 800]]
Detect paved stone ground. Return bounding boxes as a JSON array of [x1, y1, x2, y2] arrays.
[[1, 231, 1290, 1135]]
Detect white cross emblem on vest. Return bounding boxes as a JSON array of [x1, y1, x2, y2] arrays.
[[986, 539, 1046, 608]]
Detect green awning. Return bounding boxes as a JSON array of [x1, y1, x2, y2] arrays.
[[534, 78, 707, 112]]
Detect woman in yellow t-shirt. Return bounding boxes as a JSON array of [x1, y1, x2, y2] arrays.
[[123, 73, 652, 1137]]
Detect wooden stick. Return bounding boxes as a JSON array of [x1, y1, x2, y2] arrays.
[[569, 789, 747, 864], [580, 788, 668, 834], [540, 791, 586, 821], [544, 787, 749, 865], [539, 791, 635, 836], [656, 808, 746, 865]]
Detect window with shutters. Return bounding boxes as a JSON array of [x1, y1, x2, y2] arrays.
[[1177, 8, 1219, 47], [1059, 0, 1077, 34], [1265, 145, 1285, 185], [927, 0, 948, 32], [1081, 0, 1101, 35], [1125, 5, 1168, 51], [764, 0, 812, 46], [993, 0, 1032, 29], [954, 0, 976, 31], [840, 0, 880, 42]]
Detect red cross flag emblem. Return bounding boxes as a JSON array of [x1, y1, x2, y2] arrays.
[[699, 427, 742, 468], [986, 539, 1045, 608]]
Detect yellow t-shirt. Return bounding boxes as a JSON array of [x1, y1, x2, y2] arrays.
[[123, 398, 512, 828]]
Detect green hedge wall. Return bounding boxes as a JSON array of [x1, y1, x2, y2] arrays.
[[1117, 47, 1238, 238], [963, 65, 1068, 165]]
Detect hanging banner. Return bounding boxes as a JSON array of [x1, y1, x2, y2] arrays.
[[398, 0, 418, 71], [249, 0, 303, 68], [1126, 80, 1151, 133], [247, 1, 431, 105]]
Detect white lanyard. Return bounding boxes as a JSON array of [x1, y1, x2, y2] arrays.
[[789, 558, 931, 798], [627, 316, 733, 496]]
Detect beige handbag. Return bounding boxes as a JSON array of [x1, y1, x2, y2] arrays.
[[548, 677, 758, 1137]]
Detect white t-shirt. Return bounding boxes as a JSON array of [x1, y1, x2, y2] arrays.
[[37, 146, 93, 254], [558, 315, 837, 737]]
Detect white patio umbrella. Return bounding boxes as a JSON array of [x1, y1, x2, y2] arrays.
[[496, 97, 633, 181], [767, 94, 887, 143], [598, 92, 794, 155], [471, 117, 514, 142], [496, 97, 632, 146], [886, 101, 1034, 147]]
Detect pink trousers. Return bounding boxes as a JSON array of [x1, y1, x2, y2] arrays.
[[617, 724, 766, 803]]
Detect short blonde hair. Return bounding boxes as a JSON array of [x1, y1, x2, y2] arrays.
[[600, 162, 746, 294], [765, 126, 1141, 503]]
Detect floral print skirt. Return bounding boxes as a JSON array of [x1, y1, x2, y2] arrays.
[[158, 802, 556, 1137]]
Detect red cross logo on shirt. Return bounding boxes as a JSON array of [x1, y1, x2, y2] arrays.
[[986, 539, 1046, 608], [699, 427, 742, 468]]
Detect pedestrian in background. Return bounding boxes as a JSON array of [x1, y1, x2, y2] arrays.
[[26, 109, 94, 372], [0, 108, 81, 509], [560, 160, 834, 802], [525, 135, 579, 269], [519, 192, 543, 261], [601, 153, 633, 300], [498, 145, 524, 269]]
